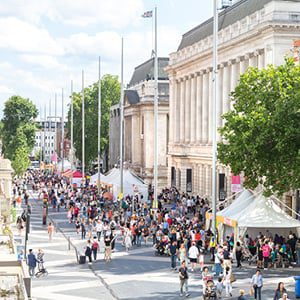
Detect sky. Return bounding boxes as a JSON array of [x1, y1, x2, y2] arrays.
[[0, 0, 215, 119]]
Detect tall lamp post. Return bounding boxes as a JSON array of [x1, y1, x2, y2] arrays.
[[212, 0, 219, 236], [97, 57, 102, 194]]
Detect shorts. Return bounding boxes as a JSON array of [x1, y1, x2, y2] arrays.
[[190, 258, 197, 263]]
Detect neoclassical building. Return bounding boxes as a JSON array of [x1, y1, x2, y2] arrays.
[[109, 57, 170, 188], [166, 0, 300, 202], [125, 57, 169, 188]]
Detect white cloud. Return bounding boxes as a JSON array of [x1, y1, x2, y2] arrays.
[[0, 17, 64, 55], [0, 0, 144, 28], [62, 31, 120, 58], [0, 85, 14, 94], [20, 54, 66, 69]]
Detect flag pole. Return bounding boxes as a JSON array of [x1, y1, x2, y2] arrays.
[[43, 103, 46, 164], [49, 98, 51, 167], [54, 93, 57, 168], [97, 57, 102, 194], [61, 88, 65, 172], [71, 80, 74, 185], [153, 6, 158, 212], [212, 0, 218, 236], [82, 70, 85, 186], [39, 106, 42, 165], [120, 38, 124, 198]]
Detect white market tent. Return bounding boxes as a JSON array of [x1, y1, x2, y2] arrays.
[[237, 194, 300, 237], [104, 168, 148, 201], [90, 172, 108, 186], [211, 190, 300, 241], [217, 189, 254, 219]]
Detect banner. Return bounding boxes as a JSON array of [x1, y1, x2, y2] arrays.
[[231, 174, 242, 192]]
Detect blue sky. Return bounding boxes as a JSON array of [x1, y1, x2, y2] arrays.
[[0, 0, 214, 118]]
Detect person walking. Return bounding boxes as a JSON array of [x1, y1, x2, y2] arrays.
[[47, 222, 55, 241], [169, 240, 178, 270], [188, 242, 199, 272], [91, 237, 99, 261], [273, 282, 287, 300], [214, 246, 223, 277], [251, 269, 263, 300], [235, 242, 243, 268], [81, 219, 86, 240], [178, 260, 190, 297], [262, 242, 271, 269], [179, 243, 187, 265], [95, 219, 103, 241], [27, 249, 38, 277], [222, 266, 232, 297], [124, 228, 132, 252], [37, 248, 45, 272], [16, 216, 23, 236], [85, 240, 92, 263], [295, 238, 300, 266]]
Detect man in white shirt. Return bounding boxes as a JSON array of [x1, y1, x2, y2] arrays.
[[95, 220, 103, 241], [188, 242, 199, 272]]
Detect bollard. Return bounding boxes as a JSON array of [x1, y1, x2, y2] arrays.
[[68, 237, 71, 251], [295, 276, 300, 298]]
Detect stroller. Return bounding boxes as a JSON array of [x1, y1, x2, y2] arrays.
[[154, 241, 169, 256], [242, 246, 257, 265], [203, 279, 217, 300]]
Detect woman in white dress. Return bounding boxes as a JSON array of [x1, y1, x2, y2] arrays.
[[125, 228, 132, 252]]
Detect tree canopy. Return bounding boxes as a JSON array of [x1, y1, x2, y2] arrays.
[[1, 96, 38, 175], [218, 58, 300, 196], [67, 74, 120, 168]]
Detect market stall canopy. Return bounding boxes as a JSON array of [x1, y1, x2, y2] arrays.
[[104, 168, 148, 201], [90, 172, 108, 185], [237, 194, 300, 228], [217, 189, 254, 219]]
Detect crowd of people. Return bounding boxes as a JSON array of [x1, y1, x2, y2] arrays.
[[13, 171, 300, 298]]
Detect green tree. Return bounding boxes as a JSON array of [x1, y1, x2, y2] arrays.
[[67, 74, 120, 167], [218, 58, 300, 196], [11, 146, 31, 176], [2, 95, 38, 160]]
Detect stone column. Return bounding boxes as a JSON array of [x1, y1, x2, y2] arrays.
[[240, 55, 249, 74], [249, 53, 257, 68], [202, 72, 208, 144], [205, 165, 209, 196], [179, 79, 185, 143], [185, 76, 191, 143], [258, 49, 265, 69], [222, 63, 231, 126], [173, 79, 179, 143], [169, 77, 175, 144], [199, 164, 203, 195], [217, 65, 223, 140], [232, 58, 240, 89], [208, 69, 213, 144], [196, 72, 202, 144], [190, 75, 196, 144]]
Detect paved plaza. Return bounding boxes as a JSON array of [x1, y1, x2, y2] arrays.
[[14, 192, 298, 300]]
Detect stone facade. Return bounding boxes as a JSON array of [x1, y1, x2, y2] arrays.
[[166, 0, 300, 201], [109, 57, 170, 189], [108, 104, 121, 170]]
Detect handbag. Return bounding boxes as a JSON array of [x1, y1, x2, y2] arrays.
[[249, 287, 254, 296], [230, 273, 236, 283]]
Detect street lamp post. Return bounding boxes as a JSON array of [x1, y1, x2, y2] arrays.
[[212, 0, 219, 236]]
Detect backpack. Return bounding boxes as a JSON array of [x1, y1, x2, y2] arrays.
[[92, 241, 98, 250]]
